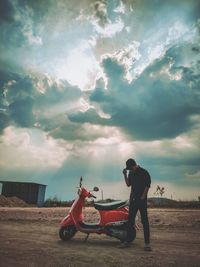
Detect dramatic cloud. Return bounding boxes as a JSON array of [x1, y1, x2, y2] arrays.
[[0, 0, 200, 200], [0, 127, 69, 171], [71, 41, 200, 141]]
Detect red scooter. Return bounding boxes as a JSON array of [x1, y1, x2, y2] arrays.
[[59, 177, 136, 242]]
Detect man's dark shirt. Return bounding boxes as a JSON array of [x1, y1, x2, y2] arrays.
[[128, 166, 151, 200]]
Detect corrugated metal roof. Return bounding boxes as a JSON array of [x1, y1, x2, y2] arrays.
[[0, 181, 47, 186]]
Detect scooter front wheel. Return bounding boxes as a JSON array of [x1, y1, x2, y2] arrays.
[[59, 225, 77, 241]]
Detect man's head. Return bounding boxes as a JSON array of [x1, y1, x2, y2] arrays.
[[126, 158, 137, 170]]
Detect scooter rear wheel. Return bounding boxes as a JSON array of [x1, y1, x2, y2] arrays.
[[59, 225, 77, 241], [120, 227, 136, 243]]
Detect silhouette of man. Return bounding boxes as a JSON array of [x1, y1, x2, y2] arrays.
[[120, 158, 152, 251]]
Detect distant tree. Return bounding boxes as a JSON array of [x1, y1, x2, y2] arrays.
[[154, 185, 165, 197], [44, 195, 61, 207], [198, 196, 200, 202]]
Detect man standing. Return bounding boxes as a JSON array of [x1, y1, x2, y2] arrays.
[[120, 158, 152, 251]]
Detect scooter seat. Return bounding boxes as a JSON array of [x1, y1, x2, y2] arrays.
[[94, 200, 127, 211]]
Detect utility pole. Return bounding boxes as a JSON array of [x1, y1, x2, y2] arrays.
[[101, 189, 104, 201]]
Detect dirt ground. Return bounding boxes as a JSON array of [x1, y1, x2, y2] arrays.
[[0, 207, 200, 267]]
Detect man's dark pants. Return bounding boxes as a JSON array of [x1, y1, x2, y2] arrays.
[[127, 198, 150, 244]]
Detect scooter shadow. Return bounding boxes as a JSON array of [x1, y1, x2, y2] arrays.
[[57, 237, 121, 248]]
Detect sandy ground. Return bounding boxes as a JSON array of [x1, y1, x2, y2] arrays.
[[0, 207, 200, 267]]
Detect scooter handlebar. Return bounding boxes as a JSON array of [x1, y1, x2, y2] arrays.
[[89, 193, 96, 199]]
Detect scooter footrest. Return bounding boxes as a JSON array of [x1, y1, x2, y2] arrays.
[[79, 222, 103, 231]]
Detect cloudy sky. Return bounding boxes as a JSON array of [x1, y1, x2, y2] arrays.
[[0, 0, 200, 201]]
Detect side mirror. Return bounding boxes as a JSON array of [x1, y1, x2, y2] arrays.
[[80, 176, 83, 187], [93, 186, 99, 192]]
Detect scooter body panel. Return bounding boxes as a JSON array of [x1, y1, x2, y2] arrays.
[[60, 214, 74, 227], [99, 208, 128, 225]]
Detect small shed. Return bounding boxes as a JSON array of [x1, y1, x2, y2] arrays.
[[0, 181, 47, 207]]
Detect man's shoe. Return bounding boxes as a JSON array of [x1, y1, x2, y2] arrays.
[[144, 243, 152, 251], [118, 241, 131, 248]]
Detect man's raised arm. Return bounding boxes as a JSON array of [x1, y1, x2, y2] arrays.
[[123, 168, 130, 187]]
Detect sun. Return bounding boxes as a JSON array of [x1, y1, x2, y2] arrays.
[[55, 44, 99, 91]]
